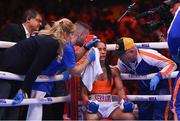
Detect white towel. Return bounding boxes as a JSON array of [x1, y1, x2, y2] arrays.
[[81, 47, 103, 91]]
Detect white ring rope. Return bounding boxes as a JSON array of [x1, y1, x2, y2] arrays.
[[111, 95, 171, 102], [0, 94, 171, 107], [106, 42, 168, 50], [126, 95, 171, 101], [0, 41, 168, 50], [121, 71, 178, 80], [0, 70, 177, 82], [0, 95, 70, 107], [0, 71, 69, 82]]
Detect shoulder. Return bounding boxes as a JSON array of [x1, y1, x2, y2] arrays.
[[64, 43, 74, 52], [139, 48, 159, 54], [34, 35, 59, 49], [138, 48, 162, 58], [4, 23, 23, 31]]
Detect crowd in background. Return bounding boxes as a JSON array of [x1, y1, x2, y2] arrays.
[[0, 0, 167, 45]]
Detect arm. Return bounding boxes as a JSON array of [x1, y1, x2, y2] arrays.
[[75, 47, 87, 61], [112, 67, 135, 112], [139, 49, 177, 77], [68, 59, 90, 76], [139, 49, 177, 90], [75, 36, 100, 61], [67, 48, 95, 76], [81, 81, 99, 113], [81, 82, 89, 104], [112, 67, 126, 98]]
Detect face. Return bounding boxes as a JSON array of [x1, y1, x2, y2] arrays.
[[68, 32, 78, 45], [120, 47, 137, 64], [96, 42, 107, 61], [72, 24, 90, 46], [170, 3, 180, 15], [75, 30, 89, 46], [28, 14, 42, 32]]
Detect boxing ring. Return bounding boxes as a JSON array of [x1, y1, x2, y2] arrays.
[[0, 41, 176, 119]]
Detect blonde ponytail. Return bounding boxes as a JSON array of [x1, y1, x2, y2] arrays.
[[38, 18, 75, 57]]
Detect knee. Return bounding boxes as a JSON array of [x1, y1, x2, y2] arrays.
[[126, 114, 135, 120], [85, 113, 99, 120]]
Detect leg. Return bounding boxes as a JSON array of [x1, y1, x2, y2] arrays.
[[153, 101, 168, 120], [171, 72, 180, 120], [43, 81, 67, 120], [137, 101, 153, 120], [109, 107, 135, 120], [0, 81, 11, 120], [84, 112, 102, 120], [26, 90, 46, 121], [6, 81, 23, 120], [153, 88, 170, 120]]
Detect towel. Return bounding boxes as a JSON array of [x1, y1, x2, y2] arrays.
[[81, 47, 103, 91]]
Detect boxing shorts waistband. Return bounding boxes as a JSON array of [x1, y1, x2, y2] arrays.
[[89, 94, 112, 102]]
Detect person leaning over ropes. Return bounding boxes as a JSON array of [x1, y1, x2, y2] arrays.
[[0, 18, 95, 109], [26, 21, 100, 120], [114, 37, 176, 120]]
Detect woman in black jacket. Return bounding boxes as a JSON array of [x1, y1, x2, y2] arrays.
[[0, 18, 75, 105]]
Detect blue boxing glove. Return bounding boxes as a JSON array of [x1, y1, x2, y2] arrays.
[[12, 89, 28, 105], [87, 50, 95, 62], [84, 36, 100, 50], [62, 71, 70, 81], [120, 99, 135, 112], [86, 100, 99, 114], [150, 72, 162, 91]]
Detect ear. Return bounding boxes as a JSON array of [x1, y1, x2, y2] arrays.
[[26, 16, 31, 22]]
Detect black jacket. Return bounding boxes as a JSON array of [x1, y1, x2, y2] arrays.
[[0, 23, 26, 42]]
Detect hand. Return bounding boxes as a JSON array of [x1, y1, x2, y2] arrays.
[[12, 89, 28, 105], [84, 35, 100, 50], [86, 100, 99, 114], [62, 71, 70, 81], [150, 72, 162, 91], [87, 50, 95, 62], [120, 99, 134, 112]]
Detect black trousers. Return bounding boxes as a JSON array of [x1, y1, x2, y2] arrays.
[[43, 81, 67, 120], [0, 80, 22, 120]]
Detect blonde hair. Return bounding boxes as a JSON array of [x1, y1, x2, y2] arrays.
[[38, 18, 75, 57]]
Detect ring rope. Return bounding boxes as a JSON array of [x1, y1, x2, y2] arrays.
[[0, 41, 168, 50], [0, 94, 70, 107], [0, 70, 177, 82], [0, 71, 68, 82], [121, 71, 178, 80], [107, 42, 168, 50], [0, 94, 171, 107]]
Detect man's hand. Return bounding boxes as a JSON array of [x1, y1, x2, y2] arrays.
[[84, 35, 100, 50], [150, 72, 162, 91]]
